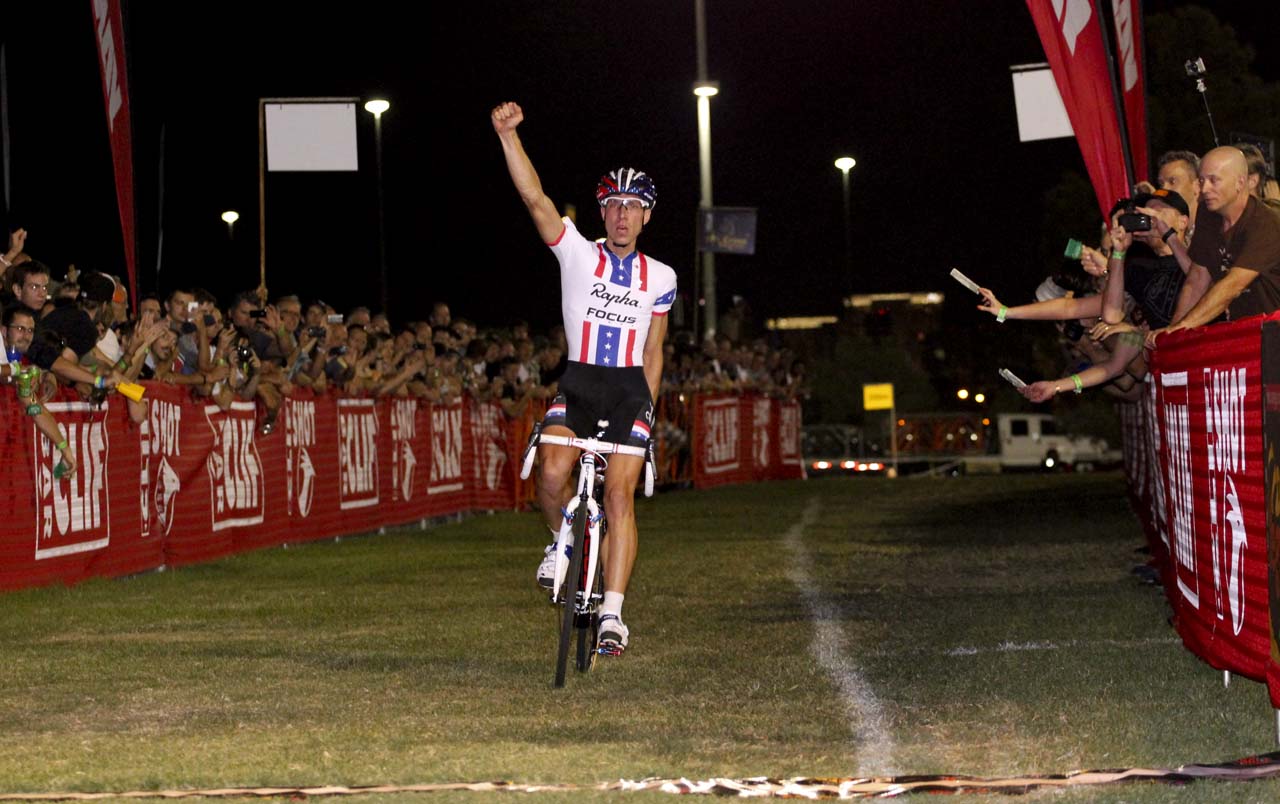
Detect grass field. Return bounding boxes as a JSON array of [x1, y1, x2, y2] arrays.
[[2, 472, 1279, 802]]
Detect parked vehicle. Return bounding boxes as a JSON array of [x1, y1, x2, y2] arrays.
[[801, 424, 885, 474], [893, 411, 1119, 473], [974, 412, 1120, 471]]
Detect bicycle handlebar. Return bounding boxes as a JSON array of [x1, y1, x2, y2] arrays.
[[532, 433, 648, 457], [519, 430, 655, 497]]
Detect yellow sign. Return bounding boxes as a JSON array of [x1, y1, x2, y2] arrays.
[[863, 383, 895, 411]]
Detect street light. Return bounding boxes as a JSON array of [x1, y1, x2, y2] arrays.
[[835, 156, 856, 296], [364, 98, 390, 316], [221, 210, 239, 238], [694, 80, 718, 341], [693, 0, 717, 342]]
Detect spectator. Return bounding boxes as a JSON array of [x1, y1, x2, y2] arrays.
[[347, 306, 372, 330], [429, 301, 451, 330], [1155, 150, 1201, 234], [8, 261, 50, 316], [1235, 142, 1270, 199], [1151, 146, 1280, 342], [0, 305, 78, 475]]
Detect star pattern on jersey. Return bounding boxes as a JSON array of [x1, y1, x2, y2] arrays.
[[601, 330, 615, 365]]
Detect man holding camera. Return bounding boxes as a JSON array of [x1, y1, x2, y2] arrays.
[[1147, 146, 1280, 345]]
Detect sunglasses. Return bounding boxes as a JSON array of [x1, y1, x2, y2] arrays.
[[602, 197, 648, 211]]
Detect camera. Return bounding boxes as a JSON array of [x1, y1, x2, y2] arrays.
[[248, 309, 267, 319], [1185, 57, 1206, 78], [1117, 212, 1152, 232], [307, 326, 326, 338], [327, 313, 344, 324], [203, 314, 217, 327], [235, 343, 254, 364], [181, 321, 197, 335]]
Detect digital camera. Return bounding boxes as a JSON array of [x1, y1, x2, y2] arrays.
[[1117, 211, 1152, 232]]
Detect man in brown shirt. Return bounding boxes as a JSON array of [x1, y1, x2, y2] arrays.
[[1148, 146, 1280, 345]]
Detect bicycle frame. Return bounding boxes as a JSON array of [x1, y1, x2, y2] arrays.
[[521, 423, 656, 685], [520, 426, 654, 605]]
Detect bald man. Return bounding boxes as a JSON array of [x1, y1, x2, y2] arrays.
[[1147, 146, 1280, 343]]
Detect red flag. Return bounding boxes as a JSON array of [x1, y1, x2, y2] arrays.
[[90, 0, 138, 312], [1025, 0, 1131, 217], [1111, 0, 1149, 185]]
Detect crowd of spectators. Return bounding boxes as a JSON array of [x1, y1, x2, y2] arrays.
[[972, 143, 1280, 404], [1, 235, 808, 448]]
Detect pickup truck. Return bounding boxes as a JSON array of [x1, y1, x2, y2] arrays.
[[964, 412, 1121, 472]]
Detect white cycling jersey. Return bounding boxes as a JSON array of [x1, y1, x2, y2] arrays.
[[548, 218, 677, 368]]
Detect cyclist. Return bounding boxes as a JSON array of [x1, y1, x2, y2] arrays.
[[492, 101, 676, 655]]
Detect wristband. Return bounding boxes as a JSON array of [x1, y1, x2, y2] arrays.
[[996, 306, 1008, 323], [26, 403, 42, 416], [116, 358, 128, 370], [55, 439, 68, 451], [1071, 373, 1084, 394], [1109, 249, 1126, 260], [1162, 227, 1177, 243], [93, 375, 105, 389]]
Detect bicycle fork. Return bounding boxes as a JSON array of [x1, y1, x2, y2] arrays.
[[551, 454, 601, 610]]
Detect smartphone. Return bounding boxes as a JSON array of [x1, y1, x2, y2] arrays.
[[949, 268, 982, 295], [249, 309, 267, 319], [187, 301, 200, 314], [327, 314, 344, 324], [999, 368, 1027, 389]]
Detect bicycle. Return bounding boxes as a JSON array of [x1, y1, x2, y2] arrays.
[[520, 422, 655, 688]]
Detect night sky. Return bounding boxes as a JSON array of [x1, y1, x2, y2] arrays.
[[2, 1, 1276, 333]]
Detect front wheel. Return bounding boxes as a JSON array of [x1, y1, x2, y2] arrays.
[[576, 536, 604, 673], [554, 496, 591, 688]]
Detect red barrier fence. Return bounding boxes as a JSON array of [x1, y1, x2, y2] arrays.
[[1121, 313, 1280, 708], [0, 385, 802, 592]]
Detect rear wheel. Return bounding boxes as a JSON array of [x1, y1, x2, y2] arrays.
[[554, 496, 591, 688]]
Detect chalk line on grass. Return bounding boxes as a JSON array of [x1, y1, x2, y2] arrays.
[[782, 497, 895, 775]]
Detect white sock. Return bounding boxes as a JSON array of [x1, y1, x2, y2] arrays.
[[601, 592, 625, 620]]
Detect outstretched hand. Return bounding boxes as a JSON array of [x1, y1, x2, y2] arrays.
[[1020, 381, 1057, 403], [1080, 245, 1109, 277], [491, 102, 524, 134], [976, 287, 1003, 316]]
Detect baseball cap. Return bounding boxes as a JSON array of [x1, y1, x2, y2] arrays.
[[78, 272, 118, 304], [38, 306, 99, 358], [1132, 188, 1190, 217], [1035, 277, 1068, 303]]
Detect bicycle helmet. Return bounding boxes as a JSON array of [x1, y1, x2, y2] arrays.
[[596, 167, 657, 208]]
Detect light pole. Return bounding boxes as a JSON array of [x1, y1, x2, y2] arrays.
[[221, 210, 240, 238], [364, 98, 390, 316], [834, 156, 856, 297], [694, 0, 717, 342]]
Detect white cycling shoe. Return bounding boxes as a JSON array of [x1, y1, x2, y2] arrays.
[[536, 539, 573, 589], [597, 614, 629, 655], [537, 516, 575, 589]]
